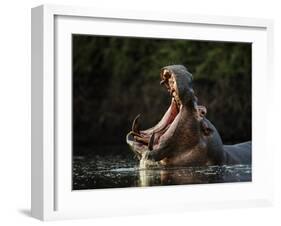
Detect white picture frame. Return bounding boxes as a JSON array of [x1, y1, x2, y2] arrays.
[[31, 4, 274, 221]]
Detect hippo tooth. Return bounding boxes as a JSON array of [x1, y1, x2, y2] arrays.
[[132, 114, 140, 133], [148, 132, 155, 151], [162, 69, 170, 78], [160, 79, 166, 85], [131, 131, 142, 137], [134, 136, 149, 145]]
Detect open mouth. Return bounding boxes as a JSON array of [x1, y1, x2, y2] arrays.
[[127, 69, 182, 158]]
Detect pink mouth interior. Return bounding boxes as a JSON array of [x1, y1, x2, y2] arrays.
[[135, 98, 180, 149]]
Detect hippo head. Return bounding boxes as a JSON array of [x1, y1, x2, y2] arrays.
[[126, 65, 199, 160]]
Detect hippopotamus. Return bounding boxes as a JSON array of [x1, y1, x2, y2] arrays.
[[126, 65, 251, 168]]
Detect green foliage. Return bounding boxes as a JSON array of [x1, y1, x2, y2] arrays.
[[73, 35, 251, 154]]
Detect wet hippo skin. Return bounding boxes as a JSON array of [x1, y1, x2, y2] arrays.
[[126, 65, 251, 167]]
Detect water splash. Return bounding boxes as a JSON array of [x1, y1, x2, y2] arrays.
[[73, 155, 252, 190]]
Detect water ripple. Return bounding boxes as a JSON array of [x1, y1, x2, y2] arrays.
[[73, 155, 252, 190]]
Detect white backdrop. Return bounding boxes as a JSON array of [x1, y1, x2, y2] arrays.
[[0, 0, 280, 225]]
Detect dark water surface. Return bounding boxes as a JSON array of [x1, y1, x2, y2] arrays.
[[73, 154, 252, 190]]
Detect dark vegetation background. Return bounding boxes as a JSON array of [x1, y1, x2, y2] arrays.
[[72, 35, 251, 156]]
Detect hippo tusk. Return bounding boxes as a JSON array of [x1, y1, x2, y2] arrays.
[[132, 114, 141, 134], [148, 132, 155, 151]]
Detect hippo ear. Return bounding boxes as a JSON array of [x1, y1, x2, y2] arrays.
[[197, 105, 207, 117], [200, 120, 213, 136]]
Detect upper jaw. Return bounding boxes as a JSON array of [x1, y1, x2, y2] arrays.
[[160, 68, 182, 110]]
